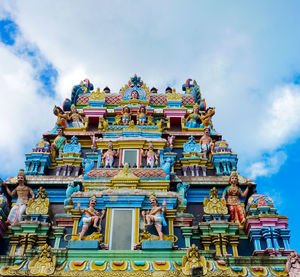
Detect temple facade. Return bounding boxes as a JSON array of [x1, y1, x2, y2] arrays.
[[0, 75, 297, 276]]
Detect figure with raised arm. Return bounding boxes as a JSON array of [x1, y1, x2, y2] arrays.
[[77, 195, 105, 241], [199, 127, 214, 160], [200, 107, 215, 128], [141, 193, 167, 240], [222, 170, 251, 224], [53, 106, 68, 128], [5, 169, 35, 225]]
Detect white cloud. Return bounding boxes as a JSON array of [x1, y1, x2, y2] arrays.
[[0, 44, 56, 177], [247, 151, 287, 179]]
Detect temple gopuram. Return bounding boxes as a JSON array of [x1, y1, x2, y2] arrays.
[[0, 75, 298, 276]]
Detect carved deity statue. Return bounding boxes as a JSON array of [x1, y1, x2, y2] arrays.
[[5, 169, 35, 225], [141, 193, 167, 240], [121, 106, 131, 125], [53, 105, 68, 128], [137, 105, 147, 125], [286, 251, 300, 277], [185, 104, 201, 128], [77, 195, 105, 241], [101, 141, 118, 168], [203, 187, 228, 214], [199, 127, 214, 160], [69, 104, 84, 127], [167, 135, 175, 150], [200, 107, 215, 128], [222, 170, 251, 224], [50, 127, 67, 161], [131, 89, 139, 99], [143, 142, 159, 168]]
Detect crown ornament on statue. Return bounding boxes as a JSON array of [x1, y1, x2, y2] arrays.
[[149, 192, 157, 202], [193, 103, 199, 109], [89, 195, 97, 202], [18, 169, 25, 176], [230, 169, 238, 177]]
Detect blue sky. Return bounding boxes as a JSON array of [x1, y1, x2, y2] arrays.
[[0, 1, 300, 250]]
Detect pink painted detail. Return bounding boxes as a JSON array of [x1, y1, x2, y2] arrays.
[[163, 109, 187, 118], [83, 108, 107, 118], [173, 216, 193, 227], [245, 217, 288, 234]]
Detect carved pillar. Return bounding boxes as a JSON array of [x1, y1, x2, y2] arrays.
[[9, 235, 19, 256], [166, 209, 176, 237], [214, 161, 221, 175], [182, 166, 188, 176], [188, 165, 195, 176], [262, 227, 273, 249], [39, 161, 46, 175], [53, 226, 65, 248], [272, 227, 280, 250], [62, 165, 68, 176], [71, 209, 82, 235], [249, 229, 262, 250], [56, 166, 62, 176], [201, 235, 211, 251], [230, 235, 239, 257], [280, 229, 291, 250], [195, 165, 200, 176], [220, 234, 228, 256], [74, 166, 81, 176], [212, 234, 222, 256], [181, 227, 193, 248], [201, 166, 207, 176], [67, 165, 73, 176], [25, 161, 31, 175]]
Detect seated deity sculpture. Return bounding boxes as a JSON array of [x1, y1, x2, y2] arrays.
[[141, 193, 167, 240], [200, 107, 215, 128], [0, 179, 9, 214], [185, 104, 201, 128], [222, 170, 251, 224], [199, 127, 214, 160], [50, 127, 67, 160], [143, 142, 159, 168], [53, 105, 68, 128], [77, 195, 105, 240], [69, 104, 84, 127], [137, 105, 147, 125], [5, 169, 35, 225], [101, 141, 118, 168], [121, 106, 131, 125]]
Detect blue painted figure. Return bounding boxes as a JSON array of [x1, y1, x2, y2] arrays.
[[185, 104, 201, 128]]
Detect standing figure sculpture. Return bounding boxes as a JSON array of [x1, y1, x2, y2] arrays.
[[143, 142, 159, 168], [222, 170, 251, 224], [142, 193, 167, 240], [101, 141, 118, 168], [185, 104, 201, 128], [199, 127, 214, 160], [121, 106, 131, 125], [50, 127, 67, 161], [137, 105, 147, 125], [69, 104, 84, 127], [77, 195, 105, 241], [286, 251, 300, 277], [5, 169, 35, 225]]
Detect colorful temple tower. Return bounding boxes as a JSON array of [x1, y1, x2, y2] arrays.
[[0, 75, 298, 276]]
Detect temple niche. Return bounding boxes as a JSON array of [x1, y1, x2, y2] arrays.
[[0, 75, 295, 277]]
